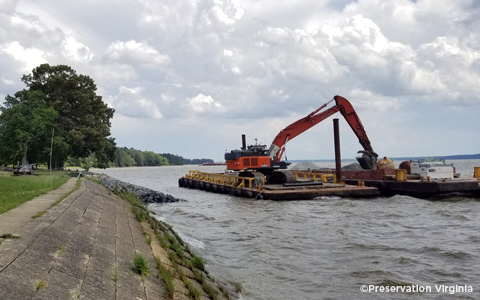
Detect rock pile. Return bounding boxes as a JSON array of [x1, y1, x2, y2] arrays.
[[92, 174, 181, 204], [341, 162, 364, 171]]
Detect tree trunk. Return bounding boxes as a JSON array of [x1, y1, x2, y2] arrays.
[[22, 141, 28, 165]]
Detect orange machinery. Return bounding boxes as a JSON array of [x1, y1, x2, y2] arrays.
[[224, 95, 378, 172]]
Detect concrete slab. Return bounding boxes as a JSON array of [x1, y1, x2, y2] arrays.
[[80, 280, 116, 300], [53, 243, 89, 280], [31, 268, 82, 300]]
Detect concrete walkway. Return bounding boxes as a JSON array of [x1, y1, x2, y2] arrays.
[[0, 177, 78, 235], [0, 178, 170, 300]]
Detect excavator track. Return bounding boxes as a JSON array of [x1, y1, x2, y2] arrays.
[[239, 169, 297, 185], [266, 170, 297, 184]]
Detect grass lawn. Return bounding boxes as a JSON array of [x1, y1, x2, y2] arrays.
[[0, 170, 70, 215]]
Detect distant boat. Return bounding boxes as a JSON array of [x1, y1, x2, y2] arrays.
[[201, 162, 226, 166]]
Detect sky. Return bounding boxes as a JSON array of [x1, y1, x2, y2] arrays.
[[1, 0, 479, 162]]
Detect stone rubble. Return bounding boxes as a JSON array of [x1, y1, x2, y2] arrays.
[[92, 173, 182, 204]]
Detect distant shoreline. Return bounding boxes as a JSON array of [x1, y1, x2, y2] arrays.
[[290, 154, 480, 163]]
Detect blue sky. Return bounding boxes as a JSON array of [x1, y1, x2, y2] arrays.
[[1, 0, 479, 162]]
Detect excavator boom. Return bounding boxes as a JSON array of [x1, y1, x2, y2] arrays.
[[268, 95, 378, 169]]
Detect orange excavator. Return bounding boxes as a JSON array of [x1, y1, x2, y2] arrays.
[[224, 95, 378, 181]]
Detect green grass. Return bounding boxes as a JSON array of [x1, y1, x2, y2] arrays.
[[146, 233, 152, 245], [35, 280, 46, 291], [85, 176, 103, 185], [133, 207, 146, 222], [156, 258, 175, 298], [192, 268, 203, 282], [114, 182, 235, 300], [113, 185, 145, 210], [184, 278, 202, 300], [112, 265, 118, 283], [55, 245, 65, 257], [0, 233, 19, 239], [218, 284, 230, 300], [133, 253, 150, 277], [0, 171, 69, 215], [32, 210, 47, 218], [202, 280, 218, 300], [191, 255, 205, 271]]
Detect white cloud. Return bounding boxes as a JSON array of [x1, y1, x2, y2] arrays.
[[2, 41, 47, 71], [211, 0, 245, 25], [346, 89, 400, 112], [108, 86, 162, 119], [62, 36, 94, 62], [106, 40, 170, 68], [186, 93, 223, 114]]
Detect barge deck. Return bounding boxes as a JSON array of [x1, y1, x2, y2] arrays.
[[178, 170, 379, 200], [178, 168, 480, 200]]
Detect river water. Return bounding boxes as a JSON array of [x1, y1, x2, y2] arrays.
[[95, 159, 480, 300]]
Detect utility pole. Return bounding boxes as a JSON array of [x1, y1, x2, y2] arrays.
[[50, 128, 54, 188]]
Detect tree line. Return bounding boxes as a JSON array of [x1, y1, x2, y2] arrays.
[[109, 147, 213, 167], [66, 147, 213, 169]]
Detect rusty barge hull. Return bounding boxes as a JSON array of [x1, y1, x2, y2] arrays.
[[295, 169, 480, 198], [344, 179, 480, 198], [178, 177, 379, 200]]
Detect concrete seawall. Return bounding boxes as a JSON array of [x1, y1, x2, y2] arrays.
[[0, 177, 236, 300]]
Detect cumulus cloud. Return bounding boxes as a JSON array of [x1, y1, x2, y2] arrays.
[[105, 40, 170, 68], [108, 86, 162, 119], [62, 36, 94, 62], [211, 0, 245, 25], [2, 41, 48, 72], [185, 93, 223, 114], [137, 0, 197, 30]]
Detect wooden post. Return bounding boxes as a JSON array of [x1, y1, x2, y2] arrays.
[[333, 119, 343, 184]]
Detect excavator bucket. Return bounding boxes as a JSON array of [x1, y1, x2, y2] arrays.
[[356, 151, 378, 170]]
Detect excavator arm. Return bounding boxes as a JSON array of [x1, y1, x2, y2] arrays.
[[268, 95, 378, 169]]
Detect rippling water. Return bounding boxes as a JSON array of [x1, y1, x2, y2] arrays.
[[95, 159, 480, 300]]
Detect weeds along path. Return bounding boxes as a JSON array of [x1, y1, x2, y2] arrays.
[[0, 178, 236, 300]]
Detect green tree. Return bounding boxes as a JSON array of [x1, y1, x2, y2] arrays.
[[94, 137, 117, 168], [126, 148, 146, 166], [0, 90, 58, 165], [115, 147, 136, 167], [161, 153, 185, 165], [20, 64, 116, 167], [143, 151, 169, 166]]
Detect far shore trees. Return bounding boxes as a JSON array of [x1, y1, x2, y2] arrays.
[[0, 64, 116, 168], [110, 147, 214, 167]]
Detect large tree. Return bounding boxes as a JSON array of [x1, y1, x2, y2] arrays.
[[20, 64, 116, 167], [0, 90, 58, 165]]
